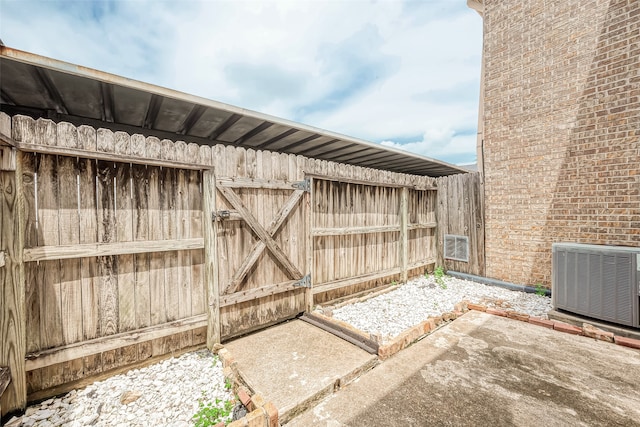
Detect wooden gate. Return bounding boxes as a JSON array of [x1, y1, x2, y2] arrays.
[[215, 176, 310, 339]]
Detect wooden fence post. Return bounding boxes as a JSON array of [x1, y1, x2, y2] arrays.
[[400, 187, 408, 283], [203, 170, 220, 348], [1, 147, 27, 416], [305, 176, 314, 312]]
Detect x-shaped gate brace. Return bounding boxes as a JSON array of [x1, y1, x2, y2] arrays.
[[217, 185, 305, 295]]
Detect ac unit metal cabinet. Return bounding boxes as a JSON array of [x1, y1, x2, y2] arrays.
[[552, 243, 640, 328]]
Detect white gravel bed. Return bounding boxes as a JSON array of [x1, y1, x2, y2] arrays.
[[5, 350, 234, 427], [332, 275, 552, 342]]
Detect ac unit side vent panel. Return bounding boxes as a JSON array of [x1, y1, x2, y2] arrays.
[[552, 243, 639, 328]]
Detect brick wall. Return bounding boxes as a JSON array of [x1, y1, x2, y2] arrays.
[[482, 0, 640, 287]]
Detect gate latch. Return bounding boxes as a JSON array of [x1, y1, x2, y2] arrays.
[[295, 274, 311, 288]]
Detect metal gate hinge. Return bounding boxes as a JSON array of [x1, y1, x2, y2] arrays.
[[292, 178, 310, 192], [295, 274, 311, 288]]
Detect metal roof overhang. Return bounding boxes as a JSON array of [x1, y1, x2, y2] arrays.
[[0, 46, 466, 177]]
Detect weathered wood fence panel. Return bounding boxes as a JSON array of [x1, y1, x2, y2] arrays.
[[436, 172, 485, 276], [214, 147, 308, 340], [21, 153, 208, 396], [311, 178, 438, 304], [1, 113, 444, 413]]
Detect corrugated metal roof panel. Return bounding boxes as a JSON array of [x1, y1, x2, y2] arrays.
[[0, 46, 467, 177]]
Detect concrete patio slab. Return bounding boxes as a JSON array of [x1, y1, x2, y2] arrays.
[[224, 319, 378, 424], [289, 311, 640, 426]]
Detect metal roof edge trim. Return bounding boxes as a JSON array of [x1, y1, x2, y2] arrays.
[[1, 45, 467, 176]]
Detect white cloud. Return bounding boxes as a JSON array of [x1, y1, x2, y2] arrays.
[[381, 128, 478, 164], [0, 0, 483, 164]]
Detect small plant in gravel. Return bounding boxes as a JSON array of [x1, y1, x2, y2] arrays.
[[193, 396, 234, 427], [535, 283, 546, 297], [434, 266, 446, 289], [224, 378, 233, 391]]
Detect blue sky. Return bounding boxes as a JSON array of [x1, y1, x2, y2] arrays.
[[0, 0, 483, 165]]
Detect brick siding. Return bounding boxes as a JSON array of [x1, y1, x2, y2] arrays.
[[482, 0, 640, 286]]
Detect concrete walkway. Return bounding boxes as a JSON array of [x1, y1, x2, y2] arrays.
[[224, 320, 378, 424], [288, 311, 640, 426]]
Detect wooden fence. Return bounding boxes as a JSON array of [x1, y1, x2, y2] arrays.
[[436, 172, 485, 276], [0, 114, 441, 414]]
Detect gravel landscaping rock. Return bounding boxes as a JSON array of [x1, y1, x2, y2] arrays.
[[332, 275, 552, 342], [4, 350, 234, 427]]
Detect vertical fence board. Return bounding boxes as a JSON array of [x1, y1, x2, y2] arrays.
[[22, 154, 39, 355], [37, 155, 63, 352], [147, 166, 165, 326], [57, 154, 84, 384], [132, 164, 150, 329], [203, 170, 220, 347], [78, 159, 99, 341], [96, 161, 118, 337], [189, 170, 204, 315], [131, 164, 152, 360], [57, 155, 82, 345], [0, 153, 27, 415], [162, 168, 179, 323], [116, 163, 135, 332]]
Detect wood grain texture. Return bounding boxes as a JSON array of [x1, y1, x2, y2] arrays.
[[218, 186, 303, 280], [162, 167, 179, 322], [436, 172, 484, 276], [147, 166, 166, 325], [0, 156, 27, 415], [37, 155, 63, 350], [132, 164, 150, 329], [96, 160, 119, 337], [57, 154, 82, 345], [188, 170, 204, 316], [78, 158, 99, 341], [25, 315, 207, 371], [23, 238, 204, 262], [202, 170, 220, 347], [223, 189, 304, 294], [116, 162, 135, 333]]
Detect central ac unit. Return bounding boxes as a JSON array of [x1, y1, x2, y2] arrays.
[[552, 243, 640, 328]]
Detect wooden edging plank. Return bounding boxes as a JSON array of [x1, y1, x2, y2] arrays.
[[23, 238, 204, 262], [24, 315, 207, 371], [300, 313, 379, 354]]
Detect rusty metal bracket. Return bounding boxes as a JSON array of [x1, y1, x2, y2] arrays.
[[294, 274, 311, 288], [292, 178, 310, 192]]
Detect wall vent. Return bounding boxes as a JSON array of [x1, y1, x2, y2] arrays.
[[552, 243, 640, 328], [444, 234, 469, 262]]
